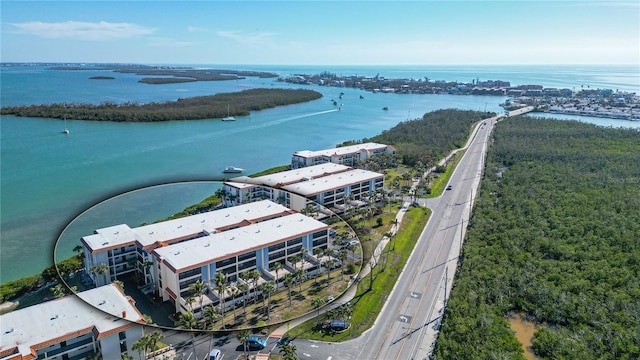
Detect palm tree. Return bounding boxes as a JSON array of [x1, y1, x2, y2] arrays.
[[272, 261, 283, 288], [189, 280, 205, 311], [312, 298, 325, 316], [289, 255, 301, 271], [214, 272, 228, 329], [284, 273, 295, 306], [236, 329, 251, 359], [203, 305, 218, 330], [178, 312, 198, 359], [294, 268, 306, 294], [338, 250, 348, 275], [186, 296, 196, 313], [279, 341, 298, 360], [261, 281, 275, 320], [325, 260, 335, 282], [147, 331, 163, 360], [91, 263, 109, 286], [132, 336, 148, 360], [238, 282, 249, 314], [249, 269, 261, 305], [228, 286, 240, 323]]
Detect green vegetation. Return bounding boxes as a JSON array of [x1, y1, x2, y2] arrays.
[[370, 109, 492, 167], [291, 206, 430, 340], [0, 88, 322, 122], [0, 253, 82, 304], [434, 116, 640, 359]]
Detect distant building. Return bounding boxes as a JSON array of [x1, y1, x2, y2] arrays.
[[223, 163, 384, 213], [291, 142, 395, 169], [0, 284, 144, 360]]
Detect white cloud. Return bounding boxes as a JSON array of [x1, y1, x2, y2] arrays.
[[216, 30, 278, 46], [9, 21, 155, 41], [187, 26, 209, 33], [147, 37, 194, 47]]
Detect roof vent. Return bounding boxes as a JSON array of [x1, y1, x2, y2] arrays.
[[102, 242, 109, 246], [178, 225, 182, 228], [5, 328, 14, 334], [98, 300, 106, 305], [174, 251, 181, 255], [201, 220, 205, 223], [51, 314, 59, 320]]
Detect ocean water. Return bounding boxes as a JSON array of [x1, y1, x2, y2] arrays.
[[1, 64, 639, 283]]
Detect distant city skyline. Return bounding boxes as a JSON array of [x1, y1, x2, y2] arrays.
[[1, 1, 639, 66]]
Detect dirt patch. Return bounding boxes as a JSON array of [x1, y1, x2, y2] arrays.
[[507, 312, 539, 360]]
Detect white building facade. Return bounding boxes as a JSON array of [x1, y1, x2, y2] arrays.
[[0, 285, 144, 360], [291, 142, 395, 169]]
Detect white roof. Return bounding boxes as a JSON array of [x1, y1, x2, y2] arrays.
[[0, 284, 143, 357], [154, 213, 328, 272], [281, 168, 384, 196], [83, 200, 291, 251], [293, 142, 390, 159], [232, 163, 351, 188]]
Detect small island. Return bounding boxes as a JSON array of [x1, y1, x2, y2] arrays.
[[88, 76, 115, 80], [0, 88, 323, 122]]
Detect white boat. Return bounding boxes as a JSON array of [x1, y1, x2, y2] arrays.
[[62, 117, 69, 134], [222, 104, 235, 121], [223, 166, 244, 173]]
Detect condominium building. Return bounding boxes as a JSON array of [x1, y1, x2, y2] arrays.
[[153, 211, 329, 314], [222, 163, 384, 213], [81, 200, 295, 288], [0, 284, 144, 360], [291, 142, 395, 169]]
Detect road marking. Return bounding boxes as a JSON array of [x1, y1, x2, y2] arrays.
[[310, 345, 319, 348], [303, 353, 311, 357]]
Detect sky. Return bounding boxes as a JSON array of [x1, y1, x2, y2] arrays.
[[1, 1, 639, 65]]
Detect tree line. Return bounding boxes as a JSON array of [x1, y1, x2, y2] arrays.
[[434, 116, 640, 359], [0, 88, 322, 122], [369, 109, 493, 167]]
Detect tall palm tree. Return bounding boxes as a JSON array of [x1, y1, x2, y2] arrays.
[[312, 298, 325, 316], [325, 260, 335, 282], [294, 268, 306, 294], [228, 286, 240, 323], [284, 273, 295, 306], [338, 250, 348, 275], [272, 261, 283, 288], [189, 280, 205, 311], [238, 282, 249, 314], [203, 305, 218, 330], [147, 331, 163, 360], [249, 269, 261, 305], [178, 312, 198, 359], [289, 255, 301, 271], [91, 263, 109, 286], [214, 272, 228, 329], [132, 336, 147, 360], [261, 281, 275, 320], [236, 329, 251, 358]]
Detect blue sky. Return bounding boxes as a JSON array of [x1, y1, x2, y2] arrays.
[[1, 1, 638, 65]]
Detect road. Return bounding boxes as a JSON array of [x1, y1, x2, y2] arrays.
[[158, 111, 530, 360]]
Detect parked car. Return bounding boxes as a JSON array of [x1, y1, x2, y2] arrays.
[[247, 336, 267, 350], [446, 185, 452, 190], [209, 349, 221, 360]]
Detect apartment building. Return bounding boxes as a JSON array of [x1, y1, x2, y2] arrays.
[[153, 212, 329, 314], [222, 163, 384, 213], [0, 284, 144, 360], [81, 200, 294, 288], [291, 142, 395, 169]]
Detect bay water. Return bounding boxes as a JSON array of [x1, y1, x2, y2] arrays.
[[1, 64, 638, 283]]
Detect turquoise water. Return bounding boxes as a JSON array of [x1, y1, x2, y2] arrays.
[[1, 64, 639, 283]]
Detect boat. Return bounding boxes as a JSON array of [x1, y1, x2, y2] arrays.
[[223, 166, 244, 173], [382, 107, 389, 111], [62, 117, 69, 134], [222, 104, 235, 121]]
